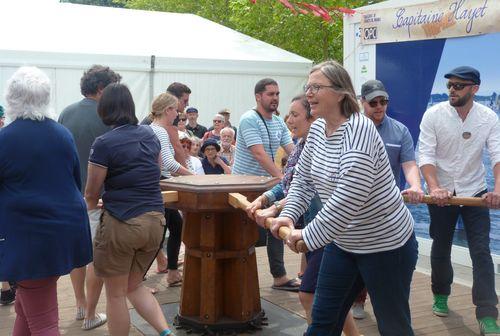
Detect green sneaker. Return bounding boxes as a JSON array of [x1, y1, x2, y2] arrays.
[[432, 294, 449, 317], [478, 317, 500, 335]]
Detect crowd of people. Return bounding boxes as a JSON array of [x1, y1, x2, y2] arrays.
[[0, 60, 499, 336]]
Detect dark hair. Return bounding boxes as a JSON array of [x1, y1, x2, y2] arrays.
[[254, 78, 278, 94], [97, 83, 138, 126], [291, 94, 312, 119], [80, 65, 121, 97], [167, 82, 191, 99]]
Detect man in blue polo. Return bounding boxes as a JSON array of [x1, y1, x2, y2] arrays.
[[352, 79, 424, 319]]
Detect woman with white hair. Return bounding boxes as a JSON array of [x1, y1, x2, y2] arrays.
[[0, 67, 93, 335]]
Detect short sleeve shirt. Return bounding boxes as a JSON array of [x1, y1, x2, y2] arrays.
[[376, 115, 415, 188], [89, 124, 164, 221], [232, 109, 292, 176]]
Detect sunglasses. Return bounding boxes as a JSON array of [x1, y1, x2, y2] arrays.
[[182, 144, 191, 149], [368, 99, 389, 108], [179, 118, 187, 122], [446, 82, 476, 91], [213, 120, 223, 123]]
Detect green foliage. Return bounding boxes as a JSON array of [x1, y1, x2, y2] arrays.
[[65, 0, 383, 62], [60, 0, 124, 7]]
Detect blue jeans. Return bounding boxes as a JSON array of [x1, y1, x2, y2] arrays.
[[307, 233, 418, 336], [428, 190, 498, 319]]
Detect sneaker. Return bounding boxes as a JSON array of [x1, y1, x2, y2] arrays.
[[432, 294, 449, 317], [478, 317, 500, 335], [352, 302, 367, 320], [0, 288, 16, 305], [82, 313, 107, 330]]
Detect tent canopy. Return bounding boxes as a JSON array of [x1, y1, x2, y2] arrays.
[[0, 0, 310, 74]]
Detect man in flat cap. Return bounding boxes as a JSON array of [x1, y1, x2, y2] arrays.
[[418, 66, 500, 334]]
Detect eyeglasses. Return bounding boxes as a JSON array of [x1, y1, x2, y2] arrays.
[[303, 84, 337, 94], [446, 82, 476, 91], [213, 120, 223, 123], [182, 144, 191, 149], [368, 99, 389, 108]]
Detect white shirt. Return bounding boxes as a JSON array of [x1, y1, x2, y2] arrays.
[[188, 156, 205, 175], [418, 101, 500, 197]]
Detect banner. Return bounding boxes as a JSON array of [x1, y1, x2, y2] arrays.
[[359, 0, 500, 44]]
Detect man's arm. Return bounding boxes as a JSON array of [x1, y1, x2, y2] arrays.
[[166, 125, 188, 168], [420, 164, 450, 207], [249, 144, 283, 178], [483, 163, 500, 208], [401, 160, 423, 203]]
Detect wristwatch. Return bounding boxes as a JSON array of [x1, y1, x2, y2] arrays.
[[274, 201, 284, 213]]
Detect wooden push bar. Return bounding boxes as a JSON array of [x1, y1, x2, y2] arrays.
[[403, 195, 485, 207], [228, 193, 308, 253], [162, 190, 178, 204]]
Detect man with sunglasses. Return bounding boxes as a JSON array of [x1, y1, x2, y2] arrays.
[[418, 66, 500, 335], [352, 79, 424, 319]]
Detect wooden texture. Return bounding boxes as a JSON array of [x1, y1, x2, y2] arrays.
[[404, 195, 485, 207], [165, 175, 278, 328], [228, 192, 309, 253]]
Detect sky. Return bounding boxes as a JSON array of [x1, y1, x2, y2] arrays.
[[432, 32, 500, 95]]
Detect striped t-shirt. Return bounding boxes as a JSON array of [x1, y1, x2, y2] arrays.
[[280, 113, 414, 254], [232, 109, 292, 176], [150, 124, 181, 178]]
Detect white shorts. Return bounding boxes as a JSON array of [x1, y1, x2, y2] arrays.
[[87, 208, 103, 241]]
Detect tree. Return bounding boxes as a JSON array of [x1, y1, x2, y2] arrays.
[[66, 0, 382, 62], [60, 0, 124, 7]]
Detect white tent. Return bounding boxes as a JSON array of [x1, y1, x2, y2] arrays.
[[0, 0, 312, 126]]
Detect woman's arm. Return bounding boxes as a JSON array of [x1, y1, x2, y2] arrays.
[[84, 163, 107, 210]]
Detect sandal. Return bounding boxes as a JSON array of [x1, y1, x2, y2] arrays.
[[82, 313, 107, 330], [75, 306, 85, 321], [271, 278, 301, 292], [167, 279, 182, 287]]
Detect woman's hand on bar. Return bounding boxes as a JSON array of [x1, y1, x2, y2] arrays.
[[285, 229, 304, 254], [271, 216, 293, 239], [245, 195, 266, 220], [255, 205, 279, 228]]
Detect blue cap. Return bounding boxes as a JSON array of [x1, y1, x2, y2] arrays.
[[444, 66, 481, 85], [185, 107, 198, 113]]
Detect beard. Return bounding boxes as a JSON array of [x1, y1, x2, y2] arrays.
[[449, 92, 472, 107]]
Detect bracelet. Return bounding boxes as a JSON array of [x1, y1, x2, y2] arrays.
[[274, 201, 283, 213], [160, 329, 173, 336]]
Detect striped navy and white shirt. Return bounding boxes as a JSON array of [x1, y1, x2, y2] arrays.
[[150, 124, 181, 178], [280, 113, 414, 254]]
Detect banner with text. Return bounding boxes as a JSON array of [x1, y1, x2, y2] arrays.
[[359, 0, 500, 44]]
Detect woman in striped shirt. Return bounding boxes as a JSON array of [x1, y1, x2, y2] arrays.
[[149, 93, 192, 286], [271, 61, 418, 336]]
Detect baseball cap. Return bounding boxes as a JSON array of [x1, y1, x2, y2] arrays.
[[218, 108, 230, 115], [185, 107, 198, 113], [444, 66, 481, 85], [361, 80, 389, 102]]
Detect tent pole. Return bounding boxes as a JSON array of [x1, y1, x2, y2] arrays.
[[149, 55, 156, 106]]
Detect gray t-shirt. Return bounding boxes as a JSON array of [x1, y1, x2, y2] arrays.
[[58, 98, 110, 192]]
